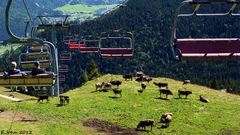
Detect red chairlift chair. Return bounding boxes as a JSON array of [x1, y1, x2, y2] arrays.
[[170, 0, 240, 60], [99, 31, 134, 58], [79, 37, 99, 53], [59, 65, 68, 73]]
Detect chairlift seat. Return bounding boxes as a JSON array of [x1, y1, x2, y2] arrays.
[[100, 48, 133, 57], [29, 46, 48, 52], [59, 53, 71, 61], [79, 47, 99, 53], [79, 39, 99, 53], [175, 38, 240, 60], [59, 66, 68, 73], [69, 43, 85, 49], [59, 76, 65, 82], [21, 60, 51, 68], [0, 73, 56, 86], [23, 52, 49, 58]]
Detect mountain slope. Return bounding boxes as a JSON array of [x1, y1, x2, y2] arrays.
[[0, 75, 240, 134]]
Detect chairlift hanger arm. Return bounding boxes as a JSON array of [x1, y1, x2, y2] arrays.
[[5, 0, 44, 45], [6, 0, 21, 40], [24, 21, 30, 37]]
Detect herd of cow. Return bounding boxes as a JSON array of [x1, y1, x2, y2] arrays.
[[36, 72, 209, 131], [95, 73, 196, 100], [94, 72, 209, 131]]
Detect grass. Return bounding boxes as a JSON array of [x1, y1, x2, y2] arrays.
[[55, 4, 118, 13], [0, 74, 240, 134]]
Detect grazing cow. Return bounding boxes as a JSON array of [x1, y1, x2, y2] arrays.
[[143, 76, 152, 83], [178, 90, 192, 99], [123, 74, 133, 81], [160, 113, 173, 127], [38, 96, 49, 103], [59, 95, 70, 105], [200, 95, 209, 103], [95, 82, 103, 90], [159, 89, 173, 99], [183, 80, 191, 85], [60, 96, 65, 105], [137, 89, 144, 93], [112, 88, 122, 97], [136, 119, 154, 131], [153, 82, 168, 89], [141, 83, 147, 90], [136, 72, 144, 78], [110, 80, 122, 87], [102, 82, 112, 89], [135, 77, 143, 82]]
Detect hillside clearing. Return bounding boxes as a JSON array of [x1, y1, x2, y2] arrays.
[[0, 75, 240, 134]]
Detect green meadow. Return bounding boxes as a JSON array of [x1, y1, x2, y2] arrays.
[[0, 75, 239, 135]]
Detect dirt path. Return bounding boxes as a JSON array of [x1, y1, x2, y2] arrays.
[[0, 109, 37, 122], [83, 118, 139, 135], [0, 94, 23, 102]]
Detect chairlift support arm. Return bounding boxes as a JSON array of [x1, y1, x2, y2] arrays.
[[5, 0, 44, 44]]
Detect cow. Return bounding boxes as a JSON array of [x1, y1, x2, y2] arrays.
[[178, 90, 192, 99], [159, 89, 173, 99], [123, 74, 133, 81], [38, 96, 49, 103], [153, 82, 168, 89], [136, 119, 154, 131], [110, 80, 122, 88]]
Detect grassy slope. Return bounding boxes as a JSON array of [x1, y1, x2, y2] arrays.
[[55, 4, 118, 13], [0, 75, 240, 135]]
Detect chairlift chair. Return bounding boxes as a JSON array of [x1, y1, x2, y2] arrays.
[[59, 75, 66, 82], [63, 36, 74, 44], [59, 52, 72, 61], [79, 36, 99, 53], [21, 45, 50, 59], [19, 43, 52, 69], [0, 73, 56, 86], [99, 31, 134, 57], [3, 0, 59, 96], [170, 0, 240, 60], [68, 41, 84, 49], [59, 65, 68, 73]]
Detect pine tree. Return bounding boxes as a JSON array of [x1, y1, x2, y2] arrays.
[[81, 71, 89, 84], [86, 60, 101, 80]]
